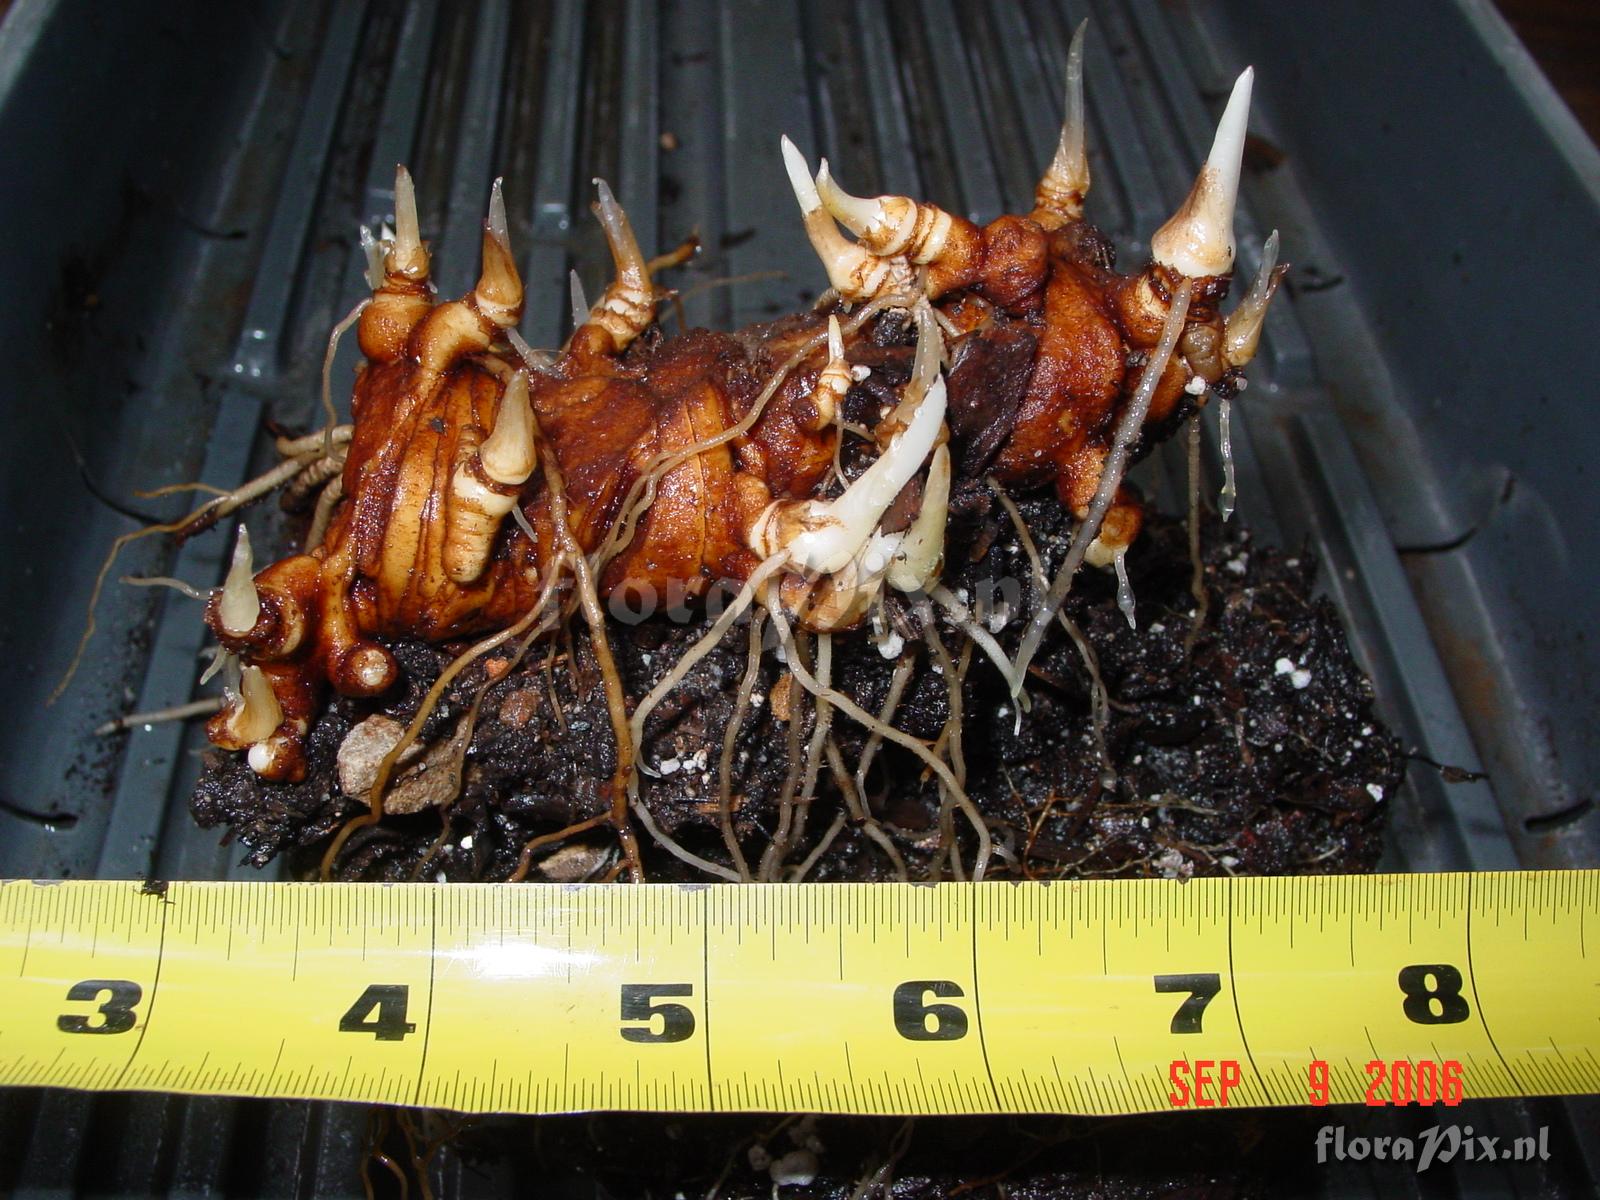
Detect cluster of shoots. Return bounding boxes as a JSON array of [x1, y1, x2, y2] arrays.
[[81, 22, 1287, 888]]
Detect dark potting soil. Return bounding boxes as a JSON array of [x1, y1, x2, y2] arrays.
[[189, 501, 1403, 1196], [193, 503, 1400, 886]]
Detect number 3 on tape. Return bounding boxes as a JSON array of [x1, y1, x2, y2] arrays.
[[57, 980, 143, 1035]]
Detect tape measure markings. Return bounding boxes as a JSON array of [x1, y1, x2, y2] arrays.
[[1224, 878, 1266, 1107], [699, 887, 715, 1110], [967, 895, 999, 1111], [413, 885, 437, 1108], [1465, 874, 1515, 1098], [112, 879, 168, 1094], [1, 874, 1597, 1115]]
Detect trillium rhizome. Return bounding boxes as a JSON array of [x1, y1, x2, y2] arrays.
[[78, 30, 1396, 891]]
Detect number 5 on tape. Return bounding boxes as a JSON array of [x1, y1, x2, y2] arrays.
[[418, 885, 708, 1112]]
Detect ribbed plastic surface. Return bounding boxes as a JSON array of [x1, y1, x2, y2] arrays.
[[0, 0, 1594, 1193]]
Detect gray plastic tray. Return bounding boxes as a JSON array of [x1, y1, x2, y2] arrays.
[[0, 0, 1594, 1194]]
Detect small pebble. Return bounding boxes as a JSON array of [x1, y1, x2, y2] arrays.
[[1274, 656, 1311, 689], [1154, 848, 1192, 879], [769, 1150, 818, 1188], [770, 676, 794, 723]]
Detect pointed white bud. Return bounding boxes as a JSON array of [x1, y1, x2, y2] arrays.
[[474, 177, 522, 328], [507, 327, 554, 373], [786, 373, 947, 575], [479, 370, 537, 485], [815, 161, 883, 234], [909, 304, 942, 401], [782, 135, 824, 218], [394, 165, 421, 253], [1152, 67, 1253, 277], [888, 444, 951, 593], [388, 164, 428, 279], [883, 303, 945, 432], [592, 178, 649, 293], [231, 665, 283, 744], [218, 525, 261, 636], [578, 178, 656, 349], [359, 224, 385, 291], [569, 268, 590, 332], [1035, 19, 1091, 223], [198, 644, 235, 686], [802, 314, 853, 432], [1062, 19, 1088, 176], [1224, 229, 1284, 367], [487, 176, 510, 250], [817, 160, 954, 264], [782, 137, 909, 301], [816, 160, 917, 256]]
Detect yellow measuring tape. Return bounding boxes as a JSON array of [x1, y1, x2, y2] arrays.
[[1, 872, 1595, 1115]]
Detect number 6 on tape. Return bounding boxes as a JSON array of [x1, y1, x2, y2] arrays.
[[893, 981, 968, 1041]]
